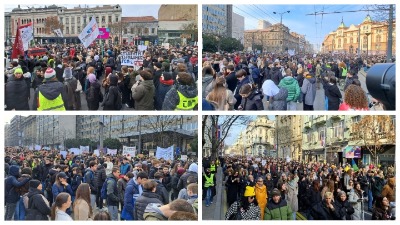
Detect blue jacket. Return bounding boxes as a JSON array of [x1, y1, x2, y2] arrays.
[[5, 165, 30, 203], [123, 178, 141, 219], [52, 182, 74, 202], [120, 163, 132, 175]]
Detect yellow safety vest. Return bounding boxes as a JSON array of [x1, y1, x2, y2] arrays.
[[341, 67, 348, 77], [204, 174, 214, 187], [175, 91, 198, 110], [210, 164, 216, 172], [37, 91, 66, 111]]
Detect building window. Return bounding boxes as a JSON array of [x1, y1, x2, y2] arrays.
[[102, 16, 105, 23], [71, 17, 74, 24], [144, 28, 149, 34], [376, 35, 381, 42], [151, 28, 155, 34], [350, 37, 353, 44], [66, 27, 69, 34], [109, 16, 112, 23], [115, 15, 119, 22], [77, 17, 80, 24], [333, 121, 344, 138], [66, 18, 69, 24], [137, 28, 142, 34]]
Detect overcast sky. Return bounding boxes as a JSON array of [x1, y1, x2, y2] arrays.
[[233, 4, 391, 48], [5, 4, 161, 18]]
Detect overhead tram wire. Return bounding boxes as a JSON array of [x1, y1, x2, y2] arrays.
[[305, 8, 388, 16], [234, 6, 265, 23], [243, 5, 270, 23], [252, 5, 280, 24]]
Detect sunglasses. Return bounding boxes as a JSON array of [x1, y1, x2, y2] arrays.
[[249, 196, 254, 199]]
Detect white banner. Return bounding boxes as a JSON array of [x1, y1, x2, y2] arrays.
[[138, 45, 148, 52], [93, 149, 100, 156], [247, 156, 252, 161], [255, 157, 261, 162], [162, 43, 170, 49], [120, 52, 144, 69], [54, 28, 64, 38], [34, 145, 41, 151], [70, 148, 81, 155], [122, 146, 136, 157], [156, 145, 174, 160], [288, 49, 296, 56], [20, 24, 33, 51], [60, 151, 67, 159], [80, 145, 90, 154], [78, 17, 99, 48], [181, 155, 187, 161], [107, 149, 117, 156], [262, 160, 267, 166]]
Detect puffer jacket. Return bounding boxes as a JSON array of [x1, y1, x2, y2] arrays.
[[162, 83, 198, 110], [239, 88, 264, 110], [301, 76, 316, 106], [134, 191, 163, 220], [94, 165, 107, 188], [269, 87, 288, 110], [132, 80, 155, 110], [278, 76, 300, 102], [381, 177, 395, 202], [264, 198, 292, 220]]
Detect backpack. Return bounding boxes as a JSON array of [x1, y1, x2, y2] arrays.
[[101, 177, 114, 199], [95, 60, 103, 72], [83, 170, 94, 183]]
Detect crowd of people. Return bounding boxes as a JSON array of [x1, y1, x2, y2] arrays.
[[202, 156, 395, 220], [5, 146, 198, 220], [202, 51, 393, 111], [5, 43, 198, 111]]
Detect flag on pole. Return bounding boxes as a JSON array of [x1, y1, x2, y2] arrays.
[[78, 17, 99, 48], [11, 22, 33, 59], [351, 158, 359, 172], [54, 28, 64, 38]]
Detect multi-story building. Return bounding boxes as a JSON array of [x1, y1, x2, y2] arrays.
[[122, 16, 158, 45], [275, 116, 303, 161], [36, 115, 77, 148], [244, 116, 275, 156], [4, 12, 12, 46], [7, 116, 24, 146], [322, 15, 396, 55], [302, 115, 395, 165], [8, 4, 122, 44], [202, 5, 232, 37], [232, 12, 244, 44], [21, 116, 37, 147], [258, 20, 272, 29]]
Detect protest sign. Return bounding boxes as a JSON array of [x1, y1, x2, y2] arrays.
[[156, 146, 174, 160]]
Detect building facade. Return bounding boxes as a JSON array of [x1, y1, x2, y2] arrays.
[[158, 5, 197, 46], [36, 115, 77, 148], [232, 12, 244, 44], [244, 23, 312, 53], [302, 115, 395, 166], [275, 116, 303, 161], [8, 4, 122, 44], [6, 116, 24, 146], [121, 16, 158, 45], [244, 116, 275, 156], [321, 15, 396, 55], [202, 5, 231, 37], [258, 20, 272, 29]]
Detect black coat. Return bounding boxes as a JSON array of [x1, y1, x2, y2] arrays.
[[94, 165, 107, 187], [86, 81, 102, 110], [26, 188, 51, 220], [5, 76, 30, 110], [133, 191, 162, 220], [270, 67, 283, 85], [155, 82, 173, 110], [325, 84, 342, 110], [311, 200, 341, 220], [225, 72, 237, 92], [155, 180, 169, 204], [334, 199, 355, 220]]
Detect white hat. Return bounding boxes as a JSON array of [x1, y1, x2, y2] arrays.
[[44, 68, 56, 79]]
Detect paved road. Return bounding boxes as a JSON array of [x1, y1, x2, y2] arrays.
[[203, 166, 373, 220]]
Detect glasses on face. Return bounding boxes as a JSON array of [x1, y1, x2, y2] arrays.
[[249, 196, 254, 199]]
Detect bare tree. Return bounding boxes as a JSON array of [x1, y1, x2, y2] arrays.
[[181, 21, 198, 42], [44, 16, 64, 35], [351, 115, 395, 165], [142, 115, 181, 148], [203, 115, 250, 159], [364, 5, 396, 22], [108, 21, 129, 44]]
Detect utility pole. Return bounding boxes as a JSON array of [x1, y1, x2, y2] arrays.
[[138, 117, 142, 154]]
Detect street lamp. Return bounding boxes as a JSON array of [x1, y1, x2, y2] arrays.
[[273, 11, 290, 25]]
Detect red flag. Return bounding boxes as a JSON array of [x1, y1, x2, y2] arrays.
[[11, 22, 32, 59]]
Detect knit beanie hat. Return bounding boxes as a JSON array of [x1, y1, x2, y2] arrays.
[[29, 179, 41, 189], [271, 188, 281, 197], [44, 68, 56, 80], [14, 68, 23, 75], [63, 67, 73, 79]]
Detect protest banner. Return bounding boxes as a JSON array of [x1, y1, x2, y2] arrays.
[[156, 146, 174, 160], [120, 52, 144, 69], [107, 149, 117, 156], [70, 148, 81, 155], [181, 155, 187, 161], [60, 151, 67, 159], [78, 17, 99, 48], [80, 146, 90, 154], [34, 145, 41, 151], [122, 146, 136, 157], [93, 150, 100, 156]]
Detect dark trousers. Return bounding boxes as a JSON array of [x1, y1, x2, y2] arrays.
[[96, 186, 103, 209], [303, 103, 314, 111]]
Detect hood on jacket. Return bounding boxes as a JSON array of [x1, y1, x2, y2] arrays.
[[176, 84, 198, 98], [109, 74, 118, 86], [267, 198, 287, 210], [27, 187, 43, 198], [143, 203, 165, 218], [38, 81, 65, 100], [202, 75, 214, 85], [306, 77, 316, 84], [281, 76, 297, 86], [9, 165, 20, 177], [188, 163, 198, 173]]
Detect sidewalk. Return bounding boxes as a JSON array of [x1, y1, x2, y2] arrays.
[[202, 166, 224, 220]]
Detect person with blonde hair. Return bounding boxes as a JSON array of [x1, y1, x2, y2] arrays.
[[311, 191, 341, 220], [206, 76, 236, 110]]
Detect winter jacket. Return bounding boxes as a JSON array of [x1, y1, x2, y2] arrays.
[[73, 198, 92, 220], [255, 184, 267, 219], [51, 182, 74, 202], [381, 177, 395, 202], [102, 75, 121, 110], [32, 80, 68, 110], [143, 203, 167, 220], [123, 178, 141, 219], [162, 84, 198, 110], [55, 209, 73, 221], [5, 76, 30, 110], [5, 165, 30, 203], [26, 188, 51, 220], [64, 77, 81, 110], [372, 206, 395, 220], [134, 191, 163, 220], [132, 80, 155, 110], [325, 83, 342, 110], [224, 200, 261, 220], [278, 77, 300, 102], [270, 67, 283, 85], [155, 180, 169, 204], [264, 199, 292, 220], [84, 169, 96, 194], [233, 76, 251, 109], [155, 80, 173, 110], [86, 81, 102, 110], [348, 189, 363, 220], [286, 181, 298, 213], [372, 176, 385, 197], [94, 165, 107, 188], [117, 178, 128, 204], [334, 199, 355, 220], [268, 87, 288, 110], [105, 174, 120, 206], [70, 174, 82, 193], [301, 76, 316, 106], [239, 88, 264, 110], [311, 200, 341, 220], [202, 75, 214, 98], [178, 171, 198, 191], [225, 72, 237, 92]]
